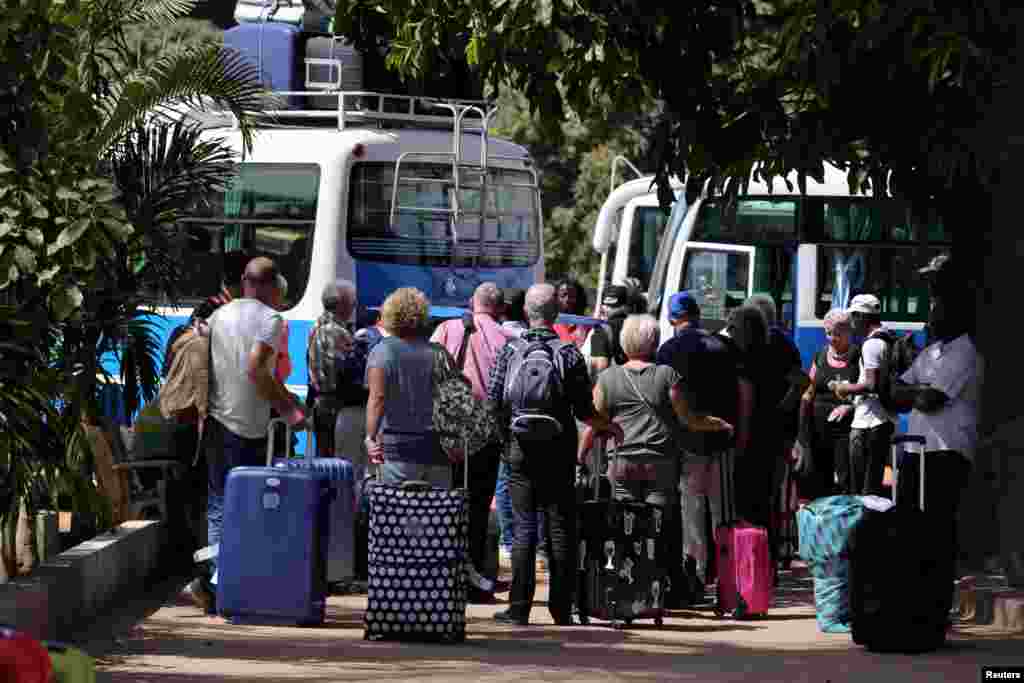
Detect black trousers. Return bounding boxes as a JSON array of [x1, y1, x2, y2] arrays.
[[803, 420, 851, 500], [506, 437, 577, 622], [450, 442, 501, 576], [847, 421, 894, 496]]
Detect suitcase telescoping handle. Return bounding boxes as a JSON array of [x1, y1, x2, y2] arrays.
[[267, 417, 290, 466], [891, 434, 927, 510], [718, 445, 733, 526], [266, 416, 317, 467], [590, 436, 604, 502]]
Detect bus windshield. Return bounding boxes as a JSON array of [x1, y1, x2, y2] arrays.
[[173, 163, 319, 304], [348, 163, 541, 268], [626, 204, 672, 290]]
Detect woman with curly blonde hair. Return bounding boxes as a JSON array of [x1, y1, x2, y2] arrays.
[[364, 288, 449, 484]]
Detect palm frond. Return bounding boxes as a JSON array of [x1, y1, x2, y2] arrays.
[[121, 0, 197, 29], [117, 316, 163, 417], [94, 43, 266, 157], [107, 120, 239, 301]]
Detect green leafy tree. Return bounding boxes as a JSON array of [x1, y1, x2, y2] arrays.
[[333, 1, 1010, 230], [489, 90, 658, 288]]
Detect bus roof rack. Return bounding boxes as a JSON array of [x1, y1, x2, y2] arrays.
[[200, 90, 496, 132]]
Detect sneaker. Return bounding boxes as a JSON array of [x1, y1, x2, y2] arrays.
[[493, 609, 529, 626], [468, 586, 497, 604], [184, 577, 215, 614]]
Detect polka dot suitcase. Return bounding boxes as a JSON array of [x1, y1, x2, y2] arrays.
[[363, 482, 469, 643]]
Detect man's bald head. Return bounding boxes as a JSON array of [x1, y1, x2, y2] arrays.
[[242, 257, 279, 304]]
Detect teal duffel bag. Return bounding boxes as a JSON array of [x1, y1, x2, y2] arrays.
[[797, 495, 866, 633]]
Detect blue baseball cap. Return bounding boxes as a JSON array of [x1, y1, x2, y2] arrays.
[[668, 291, 700, 320]]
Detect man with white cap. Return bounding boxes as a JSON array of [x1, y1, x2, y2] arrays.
[[834, 293, 895, 494]]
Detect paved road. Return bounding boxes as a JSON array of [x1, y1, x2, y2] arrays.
[[79, 568, 1022, 682]]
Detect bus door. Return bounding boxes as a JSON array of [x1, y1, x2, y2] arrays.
[[661, 241, 755, 342]]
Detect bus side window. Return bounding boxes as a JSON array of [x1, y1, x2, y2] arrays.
[[816, 245, 939, 322]]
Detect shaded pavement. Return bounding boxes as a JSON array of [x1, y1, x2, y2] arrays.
[[77, 567, 1022, 682]]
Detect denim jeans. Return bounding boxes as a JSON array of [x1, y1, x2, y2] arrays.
[[204, 417, 267, 573], [379, 460, 450, 487], [506, 437, 576, 622], [497, 460, 547, 552]]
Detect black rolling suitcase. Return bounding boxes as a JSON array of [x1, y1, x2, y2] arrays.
[[575, 440, 668, 629], [848, 435, 953, 653]]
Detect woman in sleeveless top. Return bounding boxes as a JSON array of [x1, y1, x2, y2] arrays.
[[797, 309, 860, 498], [579, 314, 732, 607]]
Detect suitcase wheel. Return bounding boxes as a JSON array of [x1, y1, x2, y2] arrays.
[[654, 615, 664, 628], [578, 615, 590, 626]]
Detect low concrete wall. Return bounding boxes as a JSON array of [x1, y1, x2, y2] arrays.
[[0, 520, 164, 640]]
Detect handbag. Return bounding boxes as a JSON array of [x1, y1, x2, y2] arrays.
[[430, 342, 499, 460]]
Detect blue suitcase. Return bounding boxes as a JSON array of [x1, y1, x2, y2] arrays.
[[216, 465, 331, 625], [223, 23, 303, 108], [273, 456, 356, 587]]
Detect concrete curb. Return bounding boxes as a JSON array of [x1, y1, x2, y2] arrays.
[[0, 520, 165, 640]]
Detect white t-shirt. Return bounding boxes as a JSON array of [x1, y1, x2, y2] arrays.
[[207, 298, 284, 439], [901, 334, 981, 463], [851, 330, 896, 429]]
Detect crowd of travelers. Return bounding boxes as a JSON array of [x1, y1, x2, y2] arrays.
[[162, 252, 979, 628]]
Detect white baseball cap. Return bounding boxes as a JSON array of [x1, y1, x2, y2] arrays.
[[848, 294, 881, 315]]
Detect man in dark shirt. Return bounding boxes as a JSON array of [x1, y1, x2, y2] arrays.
[[589, 284, 631, 372], [486, 283, 622, 626], [656, 292, 742, 592]]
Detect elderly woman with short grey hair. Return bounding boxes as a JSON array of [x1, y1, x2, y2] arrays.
[[797, 308, 860, 497], [580, 313, 732, 608]]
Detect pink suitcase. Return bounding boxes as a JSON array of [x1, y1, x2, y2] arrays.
[[714, 451, 773, 618]]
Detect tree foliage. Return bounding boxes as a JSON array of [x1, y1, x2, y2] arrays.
[[490, 90, 659, 286], [333, 0, 1014, 213]]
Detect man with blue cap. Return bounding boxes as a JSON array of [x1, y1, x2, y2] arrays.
[[655, 291, 729, 599], [656, 291, 703, 376]]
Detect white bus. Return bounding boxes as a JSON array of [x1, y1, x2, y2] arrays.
[[128, 91, 543, 424], [646, 163, 951, 364]]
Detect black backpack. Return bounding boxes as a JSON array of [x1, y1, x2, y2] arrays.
[[503, 338, 568, 441], [874, 329, 920, 413]]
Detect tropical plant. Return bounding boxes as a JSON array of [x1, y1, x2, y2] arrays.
[[0, 0, 263, 568]]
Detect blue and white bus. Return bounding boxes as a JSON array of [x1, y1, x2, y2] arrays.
[[645, 163, 951, 365], [138, 91, 543, 416]]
